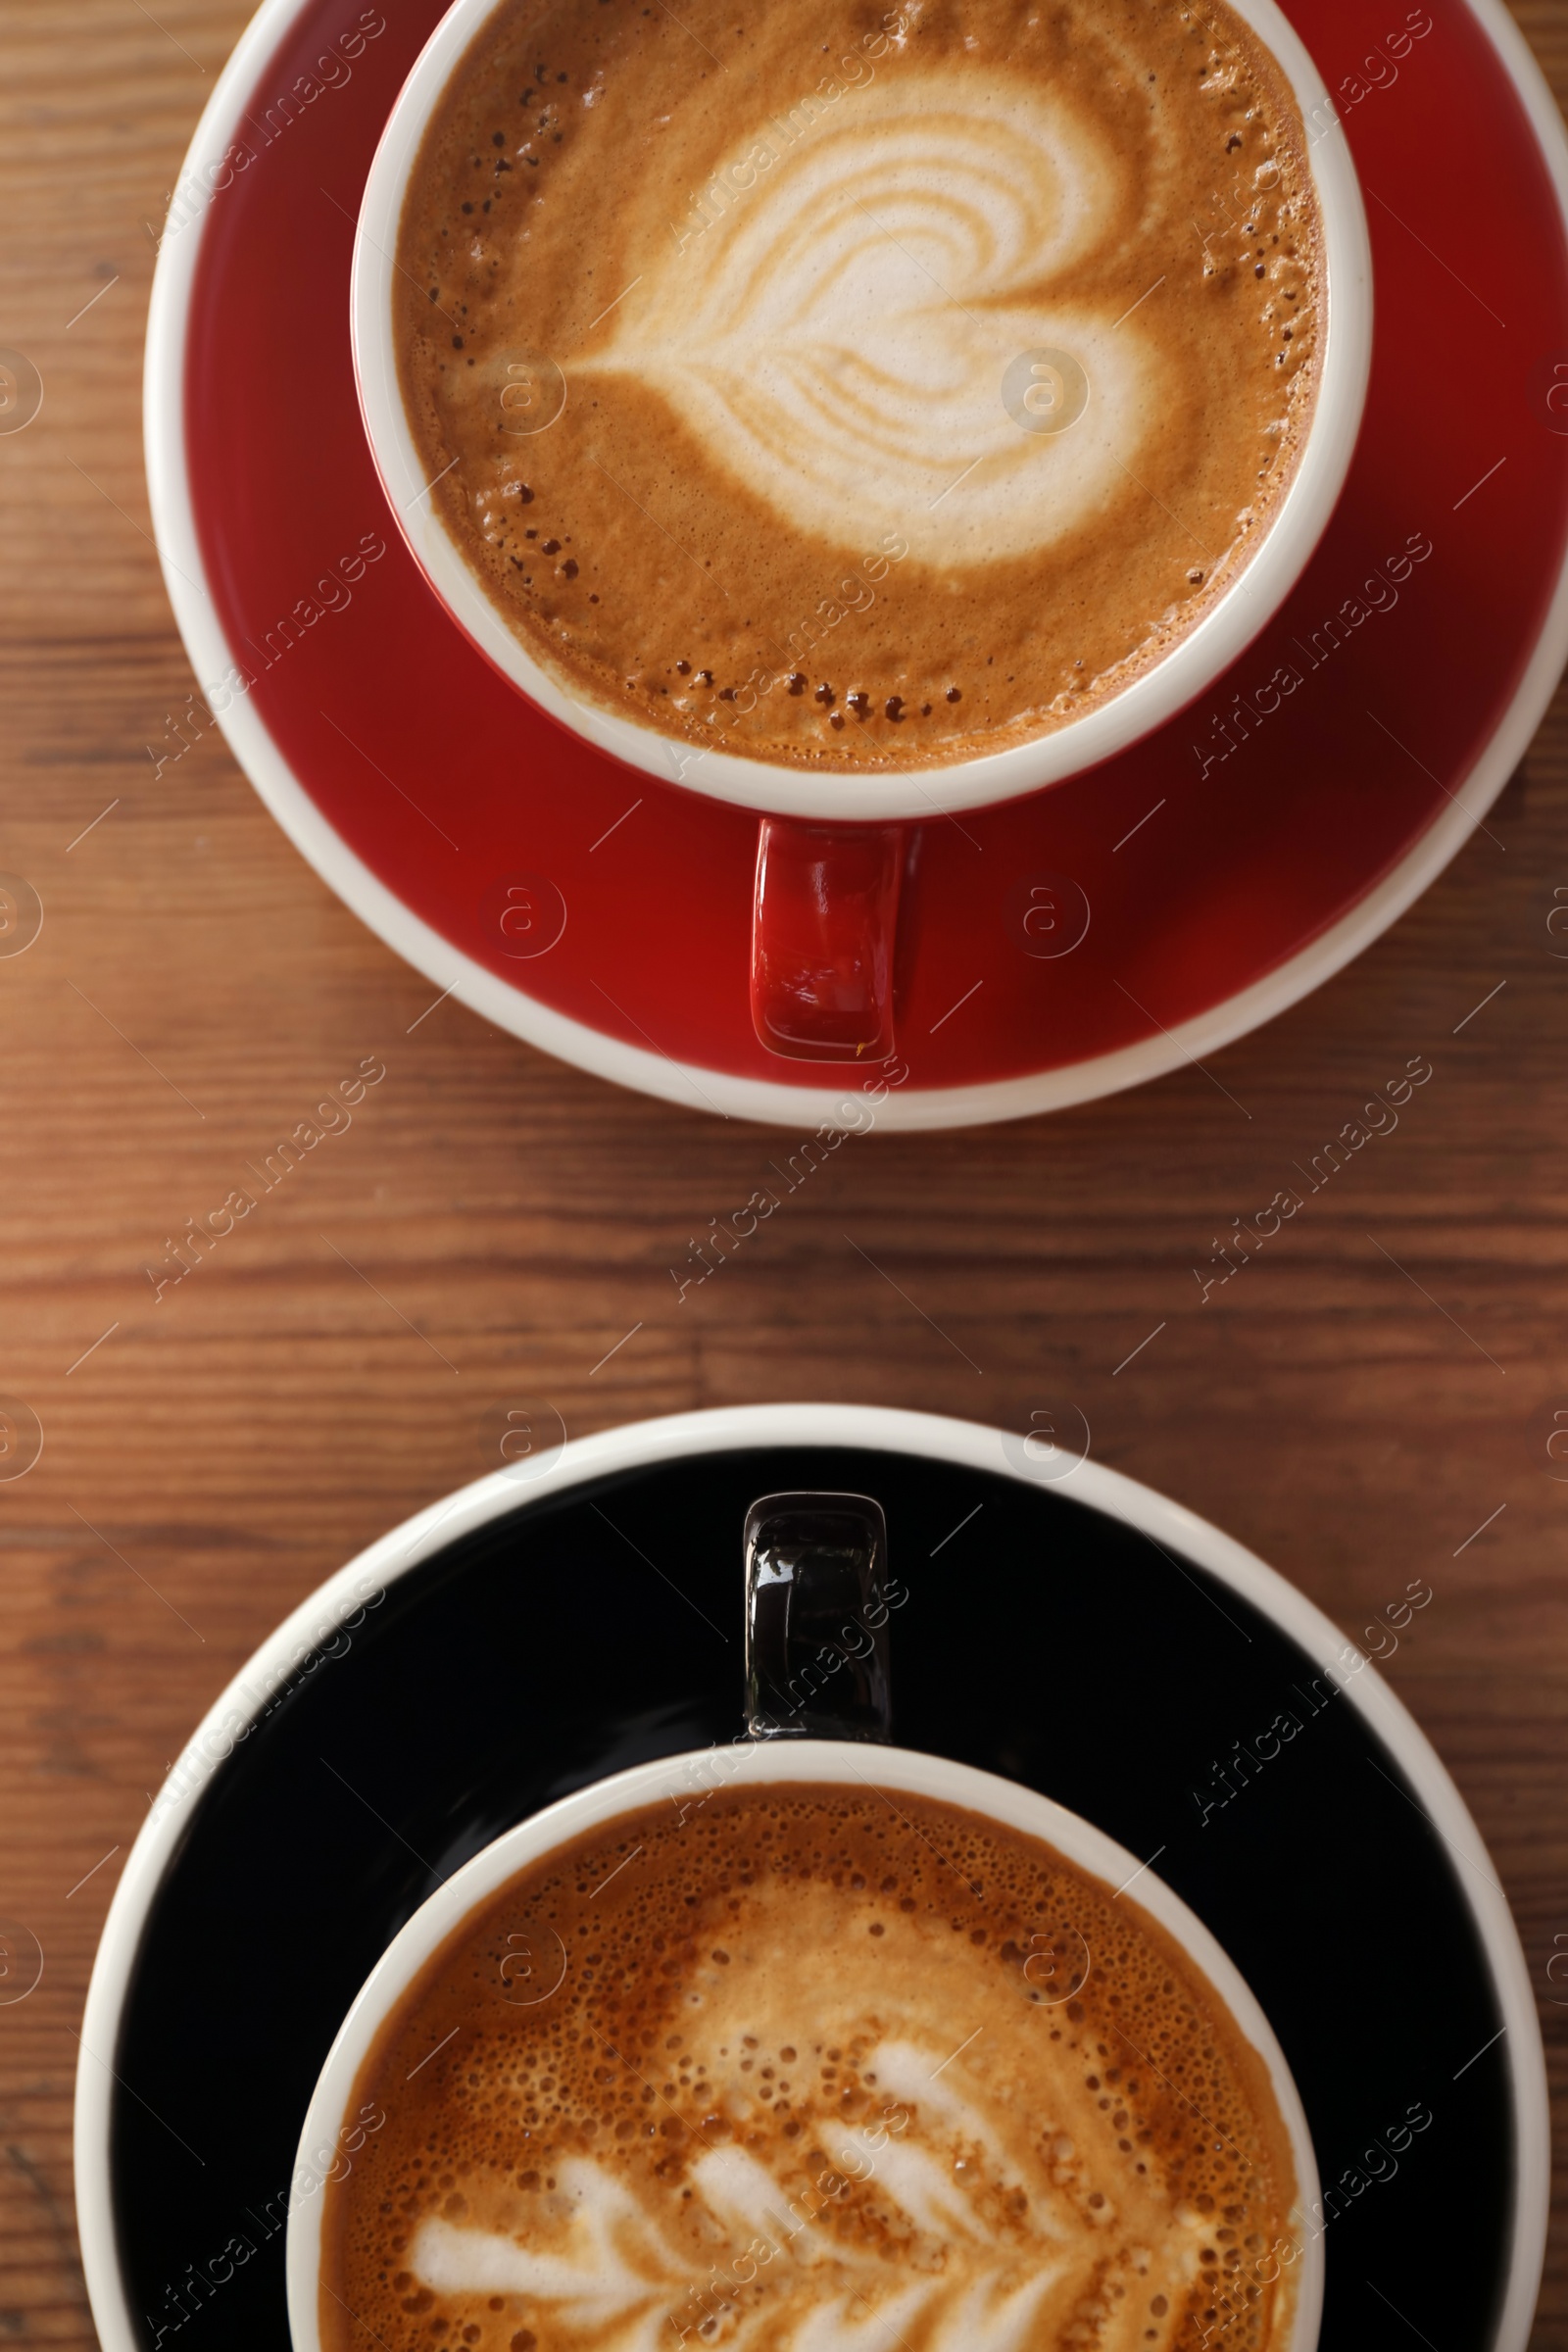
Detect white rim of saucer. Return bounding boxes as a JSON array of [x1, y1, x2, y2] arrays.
[[283, 1740, 1323, 2352], [349, 0, 1372, 824], [74, 1403, 1547, 2352], [142, 0, 1568, 1133]]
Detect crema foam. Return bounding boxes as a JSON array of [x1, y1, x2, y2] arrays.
[[396, 0, 1322, 767], [320, 1785, 1301, 2352]]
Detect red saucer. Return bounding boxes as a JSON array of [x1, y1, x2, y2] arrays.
[[153, 0, 1568, 1123]]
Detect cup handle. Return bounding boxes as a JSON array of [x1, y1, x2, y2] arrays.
[[744, 1492, 893, 1742], [750, 818, 906, 1061]]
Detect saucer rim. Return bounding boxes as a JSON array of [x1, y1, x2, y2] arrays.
[[73, 1400, 1549, 2352], [141, 0, 1568, 1131]]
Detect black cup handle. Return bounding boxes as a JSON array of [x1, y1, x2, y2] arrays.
[[744, 1492, 893, 1742]]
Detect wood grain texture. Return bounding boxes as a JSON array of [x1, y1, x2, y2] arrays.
[[0, 0, 1566, 2342]]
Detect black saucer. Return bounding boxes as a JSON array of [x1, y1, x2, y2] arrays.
[[106, 1444, 1513, 2350]]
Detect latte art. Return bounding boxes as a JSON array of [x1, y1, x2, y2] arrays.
[[404, 2036, 1180, 2349], [582, 77, 1157, 569], [397, 0, 1324, 767], [320, 1787, 1302, 2352]]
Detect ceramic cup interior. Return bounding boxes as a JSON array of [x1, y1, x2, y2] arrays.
[[285, 1738, 1326, 2352]]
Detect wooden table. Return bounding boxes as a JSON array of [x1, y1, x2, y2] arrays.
[[2, 0, 1566, 2340]]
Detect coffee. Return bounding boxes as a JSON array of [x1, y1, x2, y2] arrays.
[[394, 0, 1323, 772], [319, 1783, 1300, 2351]]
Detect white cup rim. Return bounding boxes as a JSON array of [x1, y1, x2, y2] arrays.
[[285, 1736, 1325, 2352], [350, 0, 1373, 822]]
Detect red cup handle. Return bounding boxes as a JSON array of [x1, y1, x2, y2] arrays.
[[750, 818, 906, 1061]]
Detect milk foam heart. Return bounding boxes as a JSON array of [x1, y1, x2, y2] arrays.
[[318, 1786, 1301, 2352], [395, 0, 1323, 769], [578, 76, 1158, 568]]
